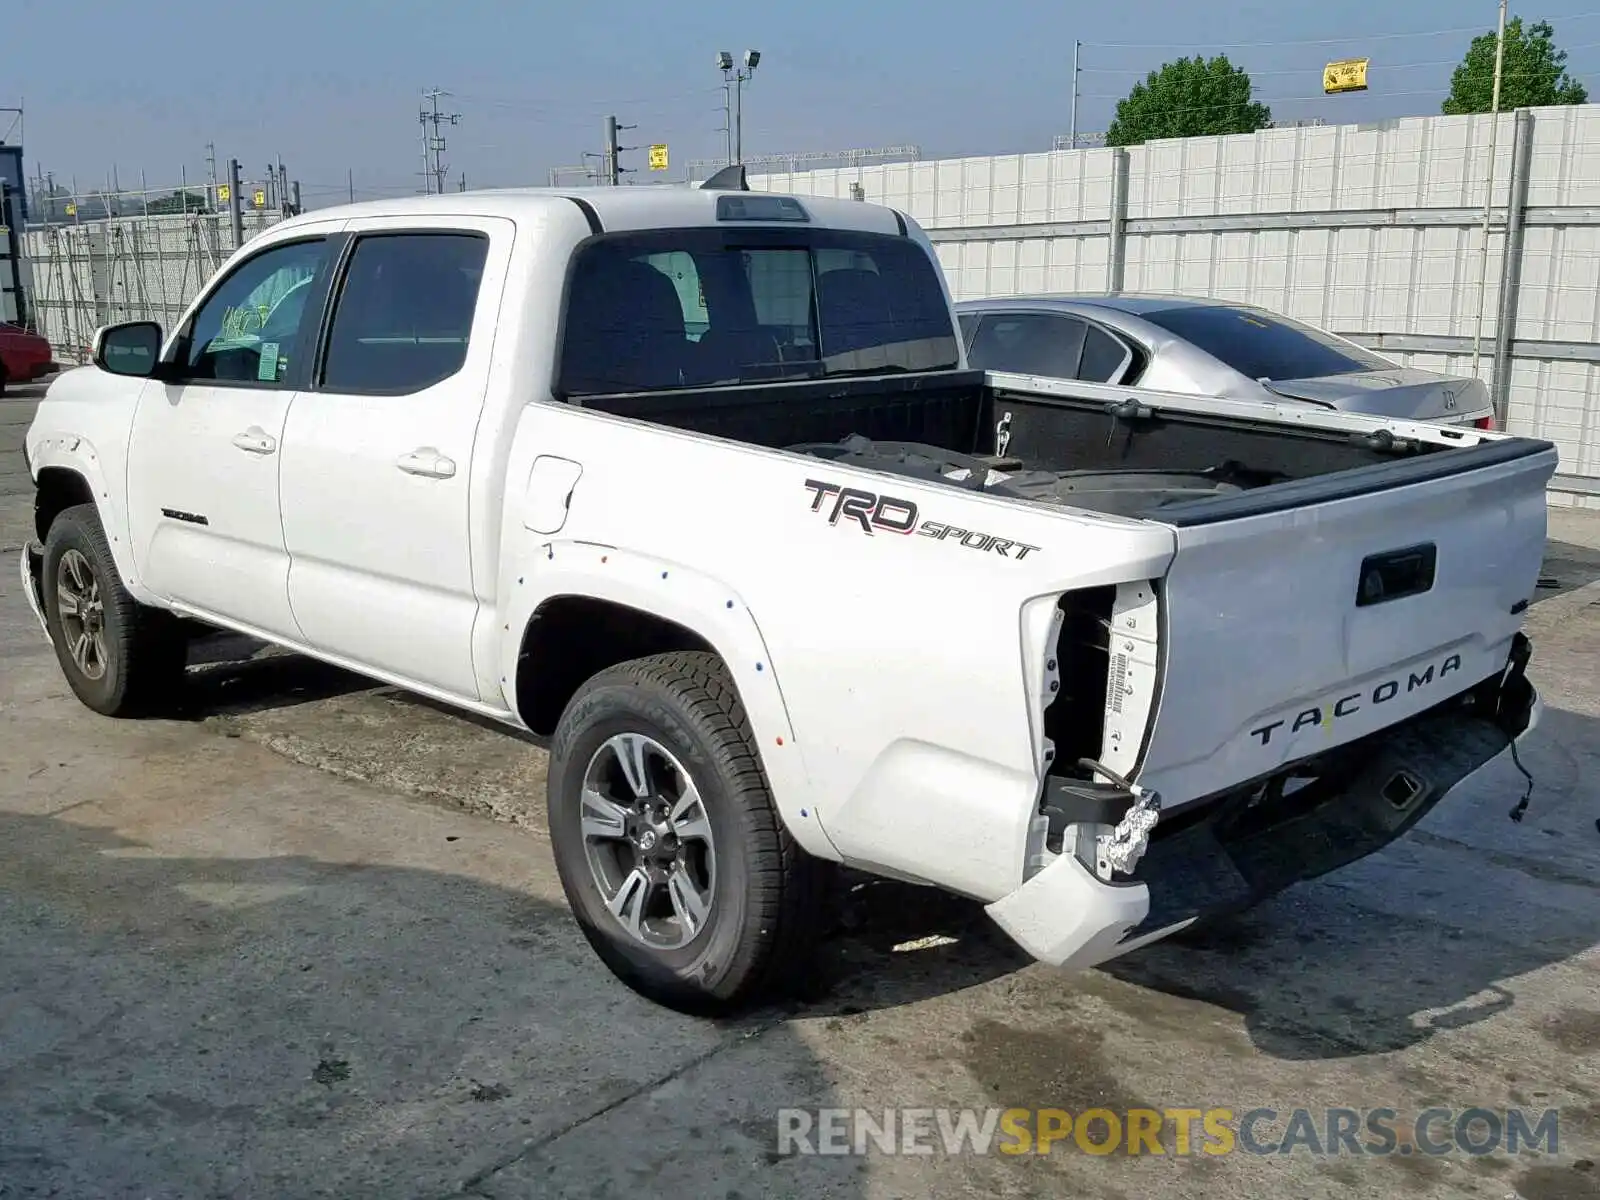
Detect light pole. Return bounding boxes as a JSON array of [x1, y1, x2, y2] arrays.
[[717, 50, 760, 165], [1470, 0, 1509, 381]]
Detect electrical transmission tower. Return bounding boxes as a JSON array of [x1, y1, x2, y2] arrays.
[[418, 88, 462, 195]]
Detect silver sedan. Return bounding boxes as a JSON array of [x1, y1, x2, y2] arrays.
[[954, 293, 1496, 428]]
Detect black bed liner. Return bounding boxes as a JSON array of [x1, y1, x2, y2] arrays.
[[573, 369, 1557, 523]]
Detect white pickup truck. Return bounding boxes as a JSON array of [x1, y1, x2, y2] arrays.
[[21, 173, 1551, 1015]]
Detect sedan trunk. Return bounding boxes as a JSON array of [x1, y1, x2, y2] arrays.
[[1267, 369, 1493, 426]]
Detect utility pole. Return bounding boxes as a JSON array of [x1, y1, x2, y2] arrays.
[[419, 88, 461, 195], [227, 158, 244, 248], [1470, 0, 1509, 380], [602, 116, 637, 185], [1069, 41, 1081, 150], [205, 142, 218, 204]]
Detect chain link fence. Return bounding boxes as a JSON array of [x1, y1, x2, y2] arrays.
[[20, 182, 289, 363]]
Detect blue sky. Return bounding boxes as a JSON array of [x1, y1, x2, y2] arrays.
[[6, 0, 1598, 203]]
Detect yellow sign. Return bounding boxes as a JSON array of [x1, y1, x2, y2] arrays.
[[648, 144, 669, 171], [1324, 58, 1370, 94], [252, 189, 267, 208], [217, 183, 231, 203], [64, 203, 77, 216]]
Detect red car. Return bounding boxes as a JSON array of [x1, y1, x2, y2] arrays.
[[0, 323, 56, 394]]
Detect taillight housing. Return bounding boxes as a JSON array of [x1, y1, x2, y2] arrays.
[[1474, 415, 1496, 430]]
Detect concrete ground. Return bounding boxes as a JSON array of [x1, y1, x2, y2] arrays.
[[2, 378, 1599, 1199]]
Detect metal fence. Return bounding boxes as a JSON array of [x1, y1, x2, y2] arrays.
[[19, 183, 288, 363], [736, 104, 1600, 505]]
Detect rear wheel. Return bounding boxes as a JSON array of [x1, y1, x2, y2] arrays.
[[547, 651, 828, 1016], [41, 504, 187, 716]]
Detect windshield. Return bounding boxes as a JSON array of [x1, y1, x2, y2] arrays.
[[1139, 304, 1391, 382], [558, 227, 960, 396]]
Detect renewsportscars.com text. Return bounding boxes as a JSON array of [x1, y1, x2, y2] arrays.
[[775, 1106, 1561, 1158]]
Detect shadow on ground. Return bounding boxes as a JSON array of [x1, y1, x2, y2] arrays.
[[158, 637, 1600, 1071], [180, 632, 380, 718], [1099, 706, 1600, 1061], [1535, 538, 1600, 605], [0, 810, 875, 1200]]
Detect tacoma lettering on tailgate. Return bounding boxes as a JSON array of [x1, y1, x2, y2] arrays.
[[1249, 653, 1464, 746]]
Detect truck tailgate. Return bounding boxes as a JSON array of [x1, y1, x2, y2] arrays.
[[1131, 438, 1557, 808]]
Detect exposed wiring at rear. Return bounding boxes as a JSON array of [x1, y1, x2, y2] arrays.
[[1506, 734, 1536, 822]]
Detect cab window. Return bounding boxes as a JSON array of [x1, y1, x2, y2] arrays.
[[180, 239, 330, 385]]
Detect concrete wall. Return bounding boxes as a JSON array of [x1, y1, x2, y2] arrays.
[[738, 104, 1600, 501]]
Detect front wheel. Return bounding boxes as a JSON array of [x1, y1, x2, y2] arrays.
[[547, 651, 828, 1016], [41, 504, 186, 716]]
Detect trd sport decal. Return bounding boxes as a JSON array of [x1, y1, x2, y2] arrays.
[[802, 479, 1041, 560]]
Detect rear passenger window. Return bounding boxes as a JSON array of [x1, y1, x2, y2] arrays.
[[1079, 325, 1131, 383], [320, 232, 488, 394], [965, 313, 1087, 378]]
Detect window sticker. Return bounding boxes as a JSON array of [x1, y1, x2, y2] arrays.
[[258, 341, 281, 382]]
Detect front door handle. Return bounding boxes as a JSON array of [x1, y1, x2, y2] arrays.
[[397, 448, 457, 479], [232, 427, 277, 455]]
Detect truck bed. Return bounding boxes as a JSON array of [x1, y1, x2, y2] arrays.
[[576, 367, 1497, 521]]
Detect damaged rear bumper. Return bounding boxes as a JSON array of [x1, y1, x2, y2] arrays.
[[20, 539, 49, 638], [986, 633, 1541, 971]]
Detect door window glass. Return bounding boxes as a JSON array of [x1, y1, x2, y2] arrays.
[[320, 232, 489, 394], [182, 239, 328, 385]]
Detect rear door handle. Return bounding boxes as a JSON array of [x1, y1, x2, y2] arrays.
[[232, 427, 277, 455], [397, 448, 456, 479]]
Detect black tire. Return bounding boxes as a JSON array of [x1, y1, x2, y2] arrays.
[[41, 504, 187, 717], [547, 650, 828, 1016], [0, 361, 8, 396]]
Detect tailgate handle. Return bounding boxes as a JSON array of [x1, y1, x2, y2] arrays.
[[1357, 543, 1437, 607]]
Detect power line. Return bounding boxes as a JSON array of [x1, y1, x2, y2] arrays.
[[1078, 42, 1600, 77], [448, 86, 720, 114], [1081, 10, 1600, 49], [1074, 73, 1593, 122]]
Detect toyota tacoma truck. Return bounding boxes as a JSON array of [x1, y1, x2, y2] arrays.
[[19, 172, 1551, 1015]]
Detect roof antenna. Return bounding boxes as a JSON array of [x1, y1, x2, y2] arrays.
[[700, 163, 749, 191]]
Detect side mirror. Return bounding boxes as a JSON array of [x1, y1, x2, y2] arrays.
[[92, 321, 164, 378]]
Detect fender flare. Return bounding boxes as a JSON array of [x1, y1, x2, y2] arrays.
[[497, 541, 841, 861], [27, 435, 157, 606]]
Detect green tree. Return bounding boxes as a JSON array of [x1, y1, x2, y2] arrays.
[[1442, 17, 1588, 113], [1106, 55, 1272, 147]]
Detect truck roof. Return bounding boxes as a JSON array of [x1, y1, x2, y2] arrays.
[[273, 185, 910, 238]]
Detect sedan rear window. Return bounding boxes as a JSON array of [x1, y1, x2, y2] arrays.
[[1140, 304, 1390, 382]]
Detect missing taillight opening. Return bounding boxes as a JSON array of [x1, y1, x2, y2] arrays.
[[1043, 586, 1116, 779]]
